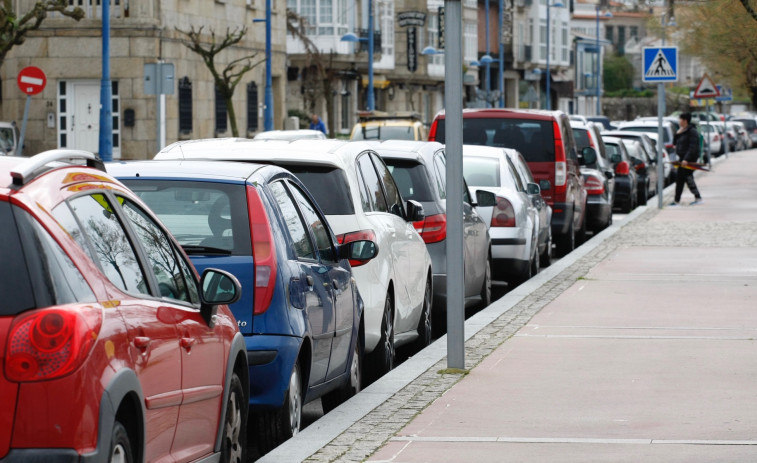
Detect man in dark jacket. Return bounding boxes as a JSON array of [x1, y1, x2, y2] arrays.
[[670, 112, 703, 206]]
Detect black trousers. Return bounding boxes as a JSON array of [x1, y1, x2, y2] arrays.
[[674, 167, 701, 202]]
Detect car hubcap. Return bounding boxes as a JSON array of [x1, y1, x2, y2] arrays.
[[350, 343, 361, 394], [111, 444, 126, 463], [224, 387, 243, 463], [485, 261, 492, 305], [289, 368, 302, 436]]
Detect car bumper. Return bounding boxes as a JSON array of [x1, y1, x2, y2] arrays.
[[492, 257, 529, 281], [245, 334, 301, 409], [613, 176, 634, 206], [549, 201, 574, 237], [586, 193, 612, 228]]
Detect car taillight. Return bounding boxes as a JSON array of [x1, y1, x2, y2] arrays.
[[615, 161, 630, 175], [553, 121, 567, 193], [413, 213, 446, 244], [491, 196, 516, 227], [337, 229, 377, 267], [247, 185, 278, 316], [5, 306, 102, 382], [428, 120, 439, 141], [634, 162, 646, 172], [584, 174, 605, 195]]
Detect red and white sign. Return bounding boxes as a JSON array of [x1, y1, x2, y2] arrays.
[[693, 73, 719, 99], [17, 66, 47, 96]]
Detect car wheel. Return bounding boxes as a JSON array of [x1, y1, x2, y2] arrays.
[[555, 219, 575, 257], [413, 279, 433, 352], [478, 255, 492, 309], [109, 420, 133, 463], [322, 330, 362, 414], [639, 183, 648, 206], [575, 216, 587, 245], [530, 246, 540, 277], [539, 231, 552, 268], [257, 361, 302, 454], [368, 294, 395, 381], [511, 254, 533, 288], [221, 373, 247, 463]]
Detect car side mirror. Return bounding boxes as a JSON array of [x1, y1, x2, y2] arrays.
[[610, 154, 622, 164], [539, 180, 551, 191], [581, 146, 597, 165], [340, 240, 379, 265], [199, 268, 242, 327], [526, 182, 540, 195], [604, 170, 615, 179], [475, 190, 496, 207], [405, 199, 425, 222]]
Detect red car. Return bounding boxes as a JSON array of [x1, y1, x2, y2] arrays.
[[0, 150, 249, 463]]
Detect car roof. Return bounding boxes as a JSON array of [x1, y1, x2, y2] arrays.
[[252, 129, 327, 141], [618, 120, 672, 129], [365, 140, 443, 162], [155, 138, 374, 169], [601, 136, 624, 145], [461, 144, 510, 159], [434, 108, 565, 120], [106, 159, 272, 182]]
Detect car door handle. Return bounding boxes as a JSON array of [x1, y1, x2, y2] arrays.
[[181, 337, 196, 349], [134, 336, 151, 349], [306, 275, 314, 286]]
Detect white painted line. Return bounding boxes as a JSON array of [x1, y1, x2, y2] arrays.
[[390, 436, 757, 446], [20, 75, 43, 86]]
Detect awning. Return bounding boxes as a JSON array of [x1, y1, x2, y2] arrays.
[[361, 75, 391, 89]]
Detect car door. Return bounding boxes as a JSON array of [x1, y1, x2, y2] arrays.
[[370, 153, 426, 332], [286, 181, 354, 381], [268, 180, 335, 385], [58, 192, 182, 463], [118, 196, 223, 462]]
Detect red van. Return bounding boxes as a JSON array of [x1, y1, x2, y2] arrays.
[[429, 109, 587, 256]]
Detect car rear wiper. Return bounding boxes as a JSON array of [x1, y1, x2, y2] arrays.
[[181, 245, 232, 255]]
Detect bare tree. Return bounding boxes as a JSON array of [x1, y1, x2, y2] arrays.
[[0, 0, 84, 67], [176, 25, 265, 137]]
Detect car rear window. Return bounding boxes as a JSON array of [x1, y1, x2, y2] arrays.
[[434, 118, 555, 162], [733, 118, 757, 131], [463, 156, 517, 190], [283, 165, 356, 215], [619, 126, 671, 144], [572, 128, 591, 150], [352, 125, 415, 141], [385, 160, 434, 202], [0, 201, 37, 314], [122, 180, 252, 255]]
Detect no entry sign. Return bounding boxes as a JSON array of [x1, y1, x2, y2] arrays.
[[17, 66, 47, 95]]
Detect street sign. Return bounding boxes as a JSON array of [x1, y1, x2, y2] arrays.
[[17, 66, 47, 95], [715, 85, 732, 102], [144, 62, 175, 95], [642, 47, 678, 82], [693, 73, 719, 99]]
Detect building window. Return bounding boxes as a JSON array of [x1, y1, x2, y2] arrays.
[[561, 22, 568, 63], [341, 92, 350, 130], [178, 77, 192, 134], [464, 22, 477, 63], [605, 25, 614, 44], [630, 26, 639, 39], [377, 0, 394, 59], [215, 86, 227, 134], [618, 25, 626, 55], [427, 11, 443, 66], [539, 20, 546, 60], [289, 0, 349, 36], [247, 82, 259, 132]]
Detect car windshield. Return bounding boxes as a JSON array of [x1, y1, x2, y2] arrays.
[[282, 165, 356, 215], [0, 128, 14, 151], [620, 126, 671, 143], [353, 125, 415, 140], [463, 156, 516, 190], [434, 118, 555, 162], [122, 180, 252, 255], [385, 160, 435, 202], [733, 118, 756, 131]]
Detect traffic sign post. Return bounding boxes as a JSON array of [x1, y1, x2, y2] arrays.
[[693, 74, 720, 162], [16, 66, 47, 157], [643, 47, 678, 210]]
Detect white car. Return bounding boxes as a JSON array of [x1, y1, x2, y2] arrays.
[[699, 124, 722, 157], [462, 145, 540, 287], [615, 120, 677, 162], [155, 138, 433, 379], [253, 129, 328, 141]]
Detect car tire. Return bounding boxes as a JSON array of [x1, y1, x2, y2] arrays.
[[575, 216, 587, 246], [368, 294, 395, 381], [621, 195, 633, 214], [221, 372, 247, 463], [478, 255, 492, 310], [556, 219, 575, 257], [257, 361, 302, 454], [539, 231, 552, 268], [511, 254, 533, 288], [530, 246, 540, 277], [412, 279, 433, 352], [109, 420, 133, 463], [638, 183, 648, 206], [322, 330, 362, 414]]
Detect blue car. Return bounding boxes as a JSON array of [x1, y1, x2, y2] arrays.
[[108, 160, 376, 453]]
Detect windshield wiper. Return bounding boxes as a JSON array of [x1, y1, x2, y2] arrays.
[[181, 245, 232, 256]]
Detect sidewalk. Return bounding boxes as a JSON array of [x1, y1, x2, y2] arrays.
[[261, 150, 757, 462]]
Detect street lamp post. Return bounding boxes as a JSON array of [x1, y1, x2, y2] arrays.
[[596, 8, 612, 116], [341, 0, 375, 111], [545, 2, 563, 110], [98, 0, 112, 161], [485, 0, 491, 107], [253, 0, 273, 131], [498, 0, 505, 107]]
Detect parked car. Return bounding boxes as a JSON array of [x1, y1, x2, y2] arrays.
[[109, 159, 373, 452], [730, 115, 757, 146], [615, 120, 677, 163], [154, 139, 434, 383], [709, 121, 738, 153], [602, 136, 639, 213], [635, 116, 681, 134], [462, 145, 543, 286], [569, 115, 589, 124], [571, 121, 615, 232], [602, 130, 672, 186], [621, 138, 658, 206], [429, 109, 588, 257], [253, 129, 328, 141], [350, 111, 428, 141], [0, 121, 19, 156], [1, 150, 248, 463], [369, 140, 491, 333], [727, 121, 750, 150], [699, 123, 723, 158], [586, 115, 615, 131]]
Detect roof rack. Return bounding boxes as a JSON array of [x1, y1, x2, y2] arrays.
[[10, 149, 105, 187], [357, 110, 422, 122]]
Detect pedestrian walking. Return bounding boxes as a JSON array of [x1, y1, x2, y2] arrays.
[[670, 112, 704, 206], [309, 114, 327, 135]]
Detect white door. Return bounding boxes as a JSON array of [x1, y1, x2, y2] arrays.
[[72, 82, 100, 153]]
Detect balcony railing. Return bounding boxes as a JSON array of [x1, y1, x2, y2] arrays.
[[53, 0, 133, 19]]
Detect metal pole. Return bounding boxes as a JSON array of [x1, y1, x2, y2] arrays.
[[367, 0, 375, 111], [98, 0, 113, 161], [485, 0, 490, 107], [706, 102, 711, 162], [156, 61, 162, 153], [445, 0, 465, 370], [657, 83, 664, 209], [546, 3, 551, 110], [596, 7, 600, 115], [17, 96, 31, 157], [723, 110, 729, 158], [498, 0, 505, 108], [264, 0, 273, 131]]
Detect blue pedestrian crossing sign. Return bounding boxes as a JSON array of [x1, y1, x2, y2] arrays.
[[642, 47, 678, 83]]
